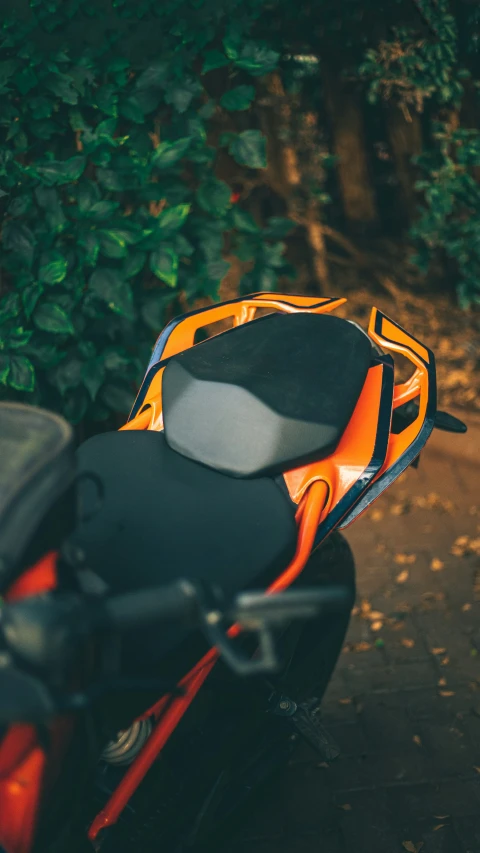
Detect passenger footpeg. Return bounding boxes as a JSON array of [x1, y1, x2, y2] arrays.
[[271, 694, 340, 762]]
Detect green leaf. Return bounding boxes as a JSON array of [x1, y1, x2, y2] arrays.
[[50, 355, 83, 395], [29, 95, 54, 120], [99, 230, 128, 259], [150, 248, 179, 288], [14, 66, 37, 95], [165, 80, 200, 114], [81, 232, 100, 266], [8, 355, 35, 392], [264, 217, 296, 239], [39, 255, 68, 285], [89, 269, 135, 320], [7, 328, 33, 349], [8, 195, 31, 218], [135, 62, 168, 90], [205, 259, 230, 284], [124, 251, 146, 279], [231, 207, 260, 233], [87, 200, 120, 221], [196, 178, 232, 217], [95, 84, 118, 117], [202, 50, 229, 74], [82, 357, 106, 401], [229, 130, 267, 169], [157, 203, 191, 233], [141, 291, 176, 331], [152, 137, 192, 169], [96, 168, 127, 192], [2, 222, 36, 267], [0, 59, 20, 87], [100, 381, 133, 414], [262, 241, 286, 268], [220, 85, 255, 112], [224, 39, 279, 76], [34, 303, 75, 335], [0, 292, 20, 323], [45, 71, 78, 105], [36, 155, 86, 186], [77, 180, 101, 213], [63, 387, 88, 424], [120, 94, 145, 124], [22, 283, 43, 319], [0, 355, 10, 385]]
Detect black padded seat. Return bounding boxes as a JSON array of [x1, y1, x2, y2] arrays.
[[162, 312, 372, 478], [71, 430, 297, 664], [0, 403, 74, 587]]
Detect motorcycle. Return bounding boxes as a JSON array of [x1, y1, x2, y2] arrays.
[[0, 291, 466, 853]]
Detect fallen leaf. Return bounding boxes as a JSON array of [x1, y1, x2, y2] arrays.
[[339, 803, 352, 811], [402, 842, 424, 853], [360, 599, 372, 616], [441, 656, 450, 666], [371, 509, 383, 522], [431, 647, 447, 655], [376, 543, 387, 554], [396, 570, 410, 584], [474, 766, 480, 774], [353, 642, 372, 653], [401, 638, 415, 648], [368, 611, 386, 621], [438, 677, 447, 687], [439, 690, 455, 697], [433, 824, 445, 831], [395, 553, 417, 565], [413, 735, 422, 747], [391, 502, 409, 516], [338, 697, 353, 705], [430, 558, 444, 572], [351, 606, 360, 617], [434, 815, 449, 819], [462, 603, 472, 612], [370, 621, 383, 632], [317, 761, 329, 769]]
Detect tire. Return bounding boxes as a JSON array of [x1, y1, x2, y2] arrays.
[[98, 532, 355, 853]]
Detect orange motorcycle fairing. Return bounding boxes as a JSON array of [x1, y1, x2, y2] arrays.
[[0, 553, 59, 853], [128, 294, 347, 422], [89, 295, 436, 843]]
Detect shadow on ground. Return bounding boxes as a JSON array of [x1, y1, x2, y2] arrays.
[[225, 433, 480, 853]]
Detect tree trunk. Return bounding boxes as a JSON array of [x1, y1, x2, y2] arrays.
[[257, 72, 330, 291], [386, 104, 423, 225], [322, 65, 378, 233]]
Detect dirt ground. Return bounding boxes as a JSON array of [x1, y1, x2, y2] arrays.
[[225, 420, 480, 853]]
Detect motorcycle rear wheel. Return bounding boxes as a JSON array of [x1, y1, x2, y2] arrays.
[[97, 531, 355, 853]]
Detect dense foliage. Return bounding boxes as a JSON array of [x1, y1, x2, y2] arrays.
[[0, 1, 295, 423], [0, 0, 478, 424]]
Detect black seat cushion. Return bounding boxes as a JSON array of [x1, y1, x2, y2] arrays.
[[70, 430, 297, 668], [163, 312, 372, 478]]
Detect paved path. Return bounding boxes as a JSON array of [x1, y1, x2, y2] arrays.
[[228, 421, 480, 853]]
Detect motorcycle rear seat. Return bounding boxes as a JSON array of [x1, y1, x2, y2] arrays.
[[0, 403, 75, 586], [163, 311, 373, 478], [71, 429, 297, 668]]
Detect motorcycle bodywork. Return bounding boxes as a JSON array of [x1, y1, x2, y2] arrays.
[[0, 293, 438, 853]]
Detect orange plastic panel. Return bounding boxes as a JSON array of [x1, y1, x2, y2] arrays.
[[284, 363, 385, 505]]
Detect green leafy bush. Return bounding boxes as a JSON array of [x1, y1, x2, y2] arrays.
[[0, 1, 294, 423], [411, 122, 480, 308]]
